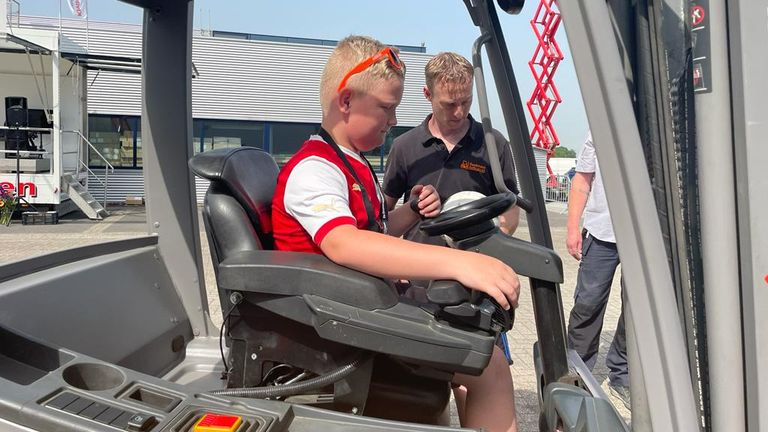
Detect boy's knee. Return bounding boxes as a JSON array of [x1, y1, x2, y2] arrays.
[[487, 348, 514, 381]]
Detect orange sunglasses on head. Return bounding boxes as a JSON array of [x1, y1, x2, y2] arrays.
[[337, 47, 403, 92]]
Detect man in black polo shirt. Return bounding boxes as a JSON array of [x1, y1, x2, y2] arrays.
[[383, 52, 520, 247], [383, 52, 521, 429]]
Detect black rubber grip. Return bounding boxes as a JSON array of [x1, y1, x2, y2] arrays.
[[409, 198, 421, 213]]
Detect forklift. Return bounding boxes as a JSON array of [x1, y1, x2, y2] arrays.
[[0, 0, 763, 431]]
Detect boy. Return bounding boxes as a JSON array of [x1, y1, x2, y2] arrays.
[[272, 35, 519, 432]]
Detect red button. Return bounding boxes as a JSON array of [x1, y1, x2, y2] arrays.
[[193, 413, 242, 432]]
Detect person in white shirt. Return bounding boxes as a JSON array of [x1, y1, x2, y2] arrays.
[[565, 132, 629, 409]]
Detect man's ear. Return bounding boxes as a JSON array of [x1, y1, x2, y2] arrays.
[[338, 89, 353, 113], [423, 86, 431, 101]]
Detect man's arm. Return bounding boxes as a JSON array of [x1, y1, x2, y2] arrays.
[[565, 171, 594, 260], [498, 206, 520, 235], [495, 132, 521, 235], [320, 225, 520, 310]]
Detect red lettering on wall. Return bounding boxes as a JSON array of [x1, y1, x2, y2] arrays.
[[0, 181, 38, 197], [19, 182, 37, 197]]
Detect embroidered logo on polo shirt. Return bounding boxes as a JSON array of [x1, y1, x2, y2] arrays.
[[460, 160, 487, 174], [351, 183, 362, 192]]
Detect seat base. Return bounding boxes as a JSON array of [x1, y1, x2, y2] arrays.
[[226, 303, 450, 422]]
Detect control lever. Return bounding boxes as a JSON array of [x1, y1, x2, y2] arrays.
[[427, 280, 513, 333], [427, 280, 470, 305]]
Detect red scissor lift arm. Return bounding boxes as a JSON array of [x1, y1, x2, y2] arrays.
[[527, 0, 563, 186]]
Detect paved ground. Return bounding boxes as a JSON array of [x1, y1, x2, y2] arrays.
[[0, 203, 629, 430]]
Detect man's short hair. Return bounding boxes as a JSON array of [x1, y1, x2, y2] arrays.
[[425, 52, 474, 91], [320, 35, 406, 115]]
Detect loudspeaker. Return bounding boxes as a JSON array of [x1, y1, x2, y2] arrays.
[[4, 97, 34, 157], [5, 96, 29, 128], [4, 96, 27, 111]]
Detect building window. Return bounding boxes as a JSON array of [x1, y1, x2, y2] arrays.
[[269, 122, 318, 165], [88, 115, 140, 168], [195, 119, 265, 154], [363, 126, 410, 172], [88, 116, 412, 170]]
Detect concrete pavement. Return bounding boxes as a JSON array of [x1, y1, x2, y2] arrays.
[[0, 203, 629, 429]]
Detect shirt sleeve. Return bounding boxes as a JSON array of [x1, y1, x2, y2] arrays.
[[575, 132, 596, 173], [381, 138, 408, 201], [496, 132, 520, 195], [283, 156, 356, 245]]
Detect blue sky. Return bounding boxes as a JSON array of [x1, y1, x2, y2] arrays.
[[22, 0, 589, 152]]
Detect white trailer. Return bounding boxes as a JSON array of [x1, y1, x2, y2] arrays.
[[0, 2, 121, 219]]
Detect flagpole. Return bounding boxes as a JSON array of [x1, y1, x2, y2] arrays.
[[58, 0, 62, 34], [85, 0, 89, 53]]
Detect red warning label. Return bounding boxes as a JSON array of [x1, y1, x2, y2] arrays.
[[691, 5, 705, 27]]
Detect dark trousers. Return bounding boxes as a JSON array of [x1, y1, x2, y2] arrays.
[[566, 232, 629, 387]]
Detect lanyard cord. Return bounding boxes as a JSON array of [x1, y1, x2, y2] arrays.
[[318, 128, 388, 233]]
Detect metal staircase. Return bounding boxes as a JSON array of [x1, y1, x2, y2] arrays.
[[60, 130, 114, 220], [60, 173, 108, 220]]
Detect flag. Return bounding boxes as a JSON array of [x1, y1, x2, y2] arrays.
[[66, 0, 87, 19]]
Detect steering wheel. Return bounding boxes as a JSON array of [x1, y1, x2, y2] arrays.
[[419, 192, 516, 237]]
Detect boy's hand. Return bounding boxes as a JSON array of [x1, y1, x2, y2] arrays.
[[409, 184, 441, 218], [454, 254, 520, 310]]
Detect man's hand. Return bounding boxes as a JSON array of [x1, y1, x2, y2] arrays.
[[409, 184, 441, 218], [565, 171, 593, 261], [566, 227, 582, 260]]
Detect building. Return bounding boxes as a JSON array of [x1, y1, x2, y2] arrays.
[[3, 10, 548, 208], [4, 14, 433, 203]]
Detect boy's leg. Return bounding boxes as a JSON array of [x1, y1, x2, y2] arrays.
[[567, 235, 620, 369], [452, 385, 467, 425], [453, 346, 517, 432]]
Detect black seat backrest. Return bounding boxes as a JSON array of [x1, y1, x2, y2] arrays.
[[189, 147, 280, 269]]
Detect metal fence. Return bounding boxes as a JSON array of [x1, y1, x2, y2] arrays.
[[545, 174, 571, 204]]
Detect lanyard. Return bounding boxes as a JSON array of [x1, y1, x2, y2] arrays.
[[318, 128, 388, 234]]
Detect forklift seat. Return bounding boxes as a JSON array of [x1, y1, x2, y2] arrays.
[[189, 147, 499, 422]]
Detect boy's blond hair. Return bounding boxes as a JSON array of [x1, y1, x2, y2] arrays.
[[320, 35, 405, 114], [424, 52, 474, 91]]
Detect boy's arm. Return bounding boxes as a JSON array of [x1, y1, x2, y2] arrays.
[[320, 225, 520, 310], [387, 204, 419, 237], [386, 185, 441, 237], [384, 194, 400, 211]]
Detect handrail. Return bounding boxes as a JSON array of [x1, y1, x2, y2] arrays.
[[7, 0, 20, 28], [0, 126, 52, 132], [0, 149, 48, 155], [62, 130, 113, 209], [80, 161, 107, 192], [77, 161, 104, 187], [62, 129, 115, 172]]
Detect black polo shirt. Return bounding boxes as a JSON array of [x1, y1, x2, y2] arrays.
[[383, 114, 519, 246]]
